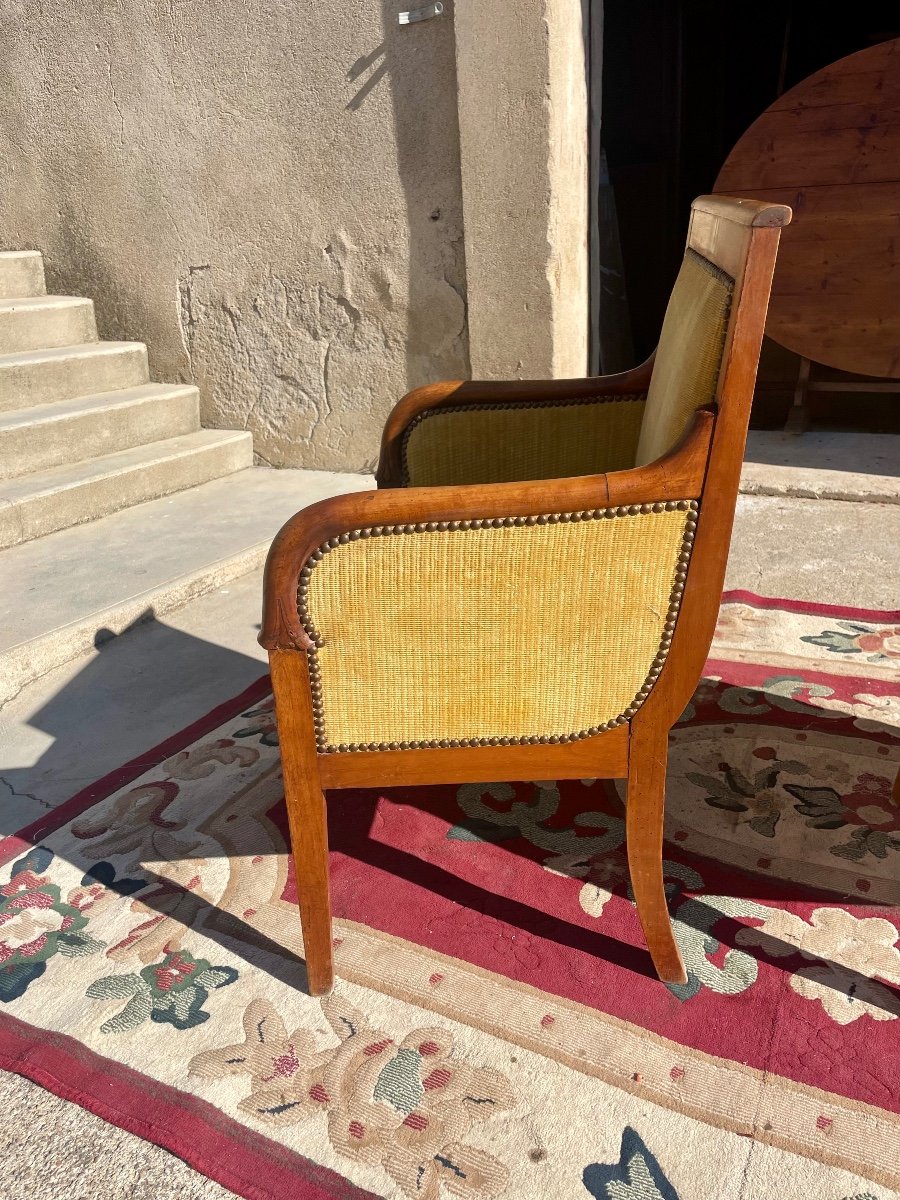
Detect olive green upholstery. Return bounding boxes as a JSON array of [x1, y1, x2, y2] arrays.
[[402, 396, 646, 487], [635, 249, 734, 467]]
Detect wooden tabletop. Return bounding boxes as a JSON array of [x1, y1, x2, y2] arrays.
[[714, 39, 900, 379]]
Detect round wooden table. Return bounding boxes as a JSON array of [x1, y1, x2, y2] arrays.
[[714, 39, 900, 379]]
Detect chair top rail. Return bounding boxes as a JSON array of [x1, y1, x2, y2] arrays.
[[690, 195, 792, 228]]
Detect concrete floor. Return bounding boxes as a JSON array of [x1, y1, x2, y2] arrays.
[[1, 490, 899, 1196], [0, 572, 269, 831], [0, 1071, 233, 1200]]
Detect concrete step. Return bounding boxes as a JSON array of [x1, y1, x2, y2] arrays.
[[0, 295, 97, 353], [0, 428, 253, 550], [0, 341, 148, 411], [0, 383, 200, 481], [0, 465, 373, 703], [742, 430, 900, 504], [0, 251, 46, 299]]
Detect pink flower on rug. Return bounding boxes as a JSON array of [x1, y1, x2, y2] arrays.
[[801, 621, 900, 663], [190, 997, 333, 1123], [840, 774, 900, 831], [0, 871, 68, 963], [0, 849, 111, 1003], [152, 951, 197, 991], [856, 626, 900, 658], [190, 994, 514, 1199]]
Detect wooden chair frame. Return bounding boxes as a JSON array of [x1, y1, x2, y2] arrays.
[[260, 196, 791, 995]]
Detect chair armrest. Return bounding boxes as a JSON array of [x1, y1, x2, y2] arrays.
[[374, 355, 657, 487], [260, 404, 710, 753], [260, 404, 710, 654]]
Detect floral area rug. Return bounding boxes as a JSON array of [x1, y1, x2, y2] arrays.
[[1, 591, 899, 1200]]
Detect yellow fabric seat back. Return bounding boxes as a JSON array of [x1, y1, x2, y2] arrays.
[[302, 505, 694, 750], [635, 248, 734, 467], [402, 396, 646, 488]]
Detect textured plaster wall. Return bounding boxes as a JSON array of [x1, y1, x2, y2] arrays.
[[1, 0, 468, 469]]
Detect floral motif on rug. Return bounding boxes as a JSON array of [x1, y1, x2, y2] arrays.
[[0, 593, 899, 1200], [191, 995, 513, 1199]]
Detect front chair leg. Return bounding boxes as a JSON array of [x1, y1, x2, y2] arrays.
[[270, 650, 334, 996], [626, 725, 687, 985]]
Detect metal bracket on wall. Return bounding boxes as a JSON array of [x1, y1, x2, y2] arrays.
[[398, 2, 444, 24]]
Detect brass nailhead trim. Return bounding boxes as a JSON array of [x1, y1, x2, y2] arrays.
[[685, 245, 736, 291], [400, 393, 648, 486], [296, 500, 698, 752]]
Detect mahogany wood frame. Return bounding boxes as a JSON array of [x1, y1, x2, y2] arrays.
[[260, 196, 791, 996]]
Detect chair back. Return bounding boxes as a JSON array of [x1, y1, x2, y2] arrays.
[[635, 196, 791, 469], [636, 196, 791, 728]]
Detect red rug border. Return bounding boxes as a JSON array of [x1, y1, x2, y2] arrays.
[[0, 1011, 378, 1200], [0, 674, 273, 868], [720, 588, 900, 622]]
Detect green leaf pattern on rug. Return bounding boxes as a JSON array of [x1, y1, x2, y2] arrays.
[[699, 675, 846, 721], [666, 881, 762, 1002], [449, 780, 625, 857], [801, 620, 900, 664], [449, 777, 900, 1016], [232, 697, 279, 747], [784, 775, 900, 862], [87, 948, 238, 1034], [583, 1126, 680, 1199], [686, 746, 809, 838], [0, 847, 138, 1004]]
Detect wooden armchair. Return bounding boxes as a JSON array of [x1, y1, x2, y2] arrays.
[[260, 195, 791, 995]]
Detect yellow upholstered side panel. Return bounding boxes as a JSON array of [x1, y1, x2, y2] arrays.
[[403, 397, 646, 487], [635, 250, 733, 467], [304, 507, 691, 748]]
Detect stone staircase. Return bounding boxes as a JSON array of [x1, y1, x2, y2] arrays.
[[0, 250, 369, 703], [0, 251, 253, 547]]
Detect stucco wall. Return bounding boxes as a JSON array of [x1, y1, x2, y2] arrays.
[[2, 1, 588, 470], [1, 0, 469, 470]]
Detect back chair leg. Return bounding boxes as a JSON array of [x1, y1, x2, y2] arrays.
[[626, 725, 688, 985], [270, 650, 335, 996]]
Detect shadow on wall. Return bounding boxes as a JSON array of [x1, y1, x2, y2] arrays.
[[346, 0, 470, 394], [36, 174, 166, 361]]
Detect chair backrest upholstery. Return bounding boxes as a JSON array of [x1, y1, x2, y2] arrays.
[[635, 248, 735, 467]]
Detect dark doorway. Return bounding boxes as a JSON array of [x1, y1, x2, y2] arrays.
[[591, 1, 900, 394]]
